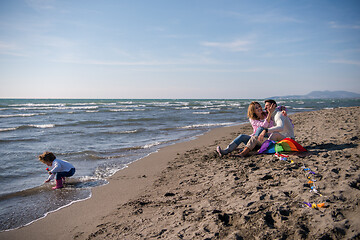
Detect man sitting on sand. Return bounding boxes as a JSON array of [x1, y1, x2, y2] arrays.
[[239, 99, 295, 157]]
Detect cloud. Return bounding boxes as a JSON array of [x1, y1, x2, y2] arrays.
[[329, 21, 360, 30], [55, 57, 218, 67], [250, 13, 302, 24], [201, 39, 252, 52], [220, 10, 303, 24], [330, 59, 360, 66], [0, 41, 27, 57], [147, 26, 166, 32], [25, 0, 55, 11]]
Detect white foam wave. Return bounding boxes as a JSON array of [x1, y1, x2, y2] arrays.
[[123, 130, 138, 134], [78, 176, 104, 182], [109, 109, 134, 112], [0, 113, 44, 118], [117, 101, 133, 104], [0, 127, 17, 132], [0, 124, 55, 132], [66, 106, 99, 110], [11, 106, 98, 111], [71, 102, 97, 106], [180, 122, 232, 129], [143, 141, 161, 148], [293, 107, 314, 110], [192, 112, 210, 114], [9, 103, 65, 107], [30, 124, 55, 128], [106, 130, 138, 134]]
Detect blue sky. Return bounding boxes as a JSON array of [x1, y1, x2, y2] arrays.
[[0, 0, 359, 99]]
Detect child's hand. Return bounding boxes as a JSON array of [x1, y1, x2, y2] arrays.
[[44, 179, 50, 183]]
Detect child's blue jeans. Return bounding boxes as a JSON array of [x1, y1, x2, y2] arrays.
[[56, 168, 75, 180]]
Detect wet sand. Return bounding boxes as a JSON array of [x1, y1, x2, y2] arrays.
[[1, 106, 359, 240]]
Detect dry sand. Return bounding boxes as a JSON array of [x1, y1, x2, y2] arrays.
[[1, 106, 359, 240]]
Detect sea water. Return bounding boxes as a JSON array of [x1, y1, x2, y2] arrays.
[[0, 98, 359, 231]]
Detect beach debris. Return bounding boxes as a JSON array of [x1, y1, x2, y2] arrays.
[[302, 165, 324, 196], [310, 186, 323, 196], [272, 156, 327, 209], [274, 153, 294, 163], [303, 202, 325, 209], [302, 166, 319, 178]]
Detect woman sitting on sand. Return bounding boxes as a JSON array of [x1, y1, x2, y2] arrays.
[[216, 101, 275, 156]]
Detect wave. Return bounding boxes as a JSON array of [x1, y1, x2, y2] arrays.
[[0, 124, 55, 132], [293, 107, 314, 110], [180, 122, 233, 129], [10, 106, 99, 111], [104, 129, 140, 135], [0, 113, 45, 118], [109, 109, 134, 112], [56, 120, 103, 127], [93, 164, 129, 179], [0, 177, 106, 202], [27, 124, 55, 129], [122, 117, 157, 122], [192, 111, 210, 114], [60, 139, 170, 161], [0, 127, 17, 132], [143, 141, 162, 149], [9, 103, 66, 107], [117, 101, 134, 104], [60, 148, 138, 161], [0, 138, 39, 143]]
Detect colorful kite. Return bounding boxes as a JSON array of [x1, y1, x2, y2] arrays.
[[258, 138, 307, 154]]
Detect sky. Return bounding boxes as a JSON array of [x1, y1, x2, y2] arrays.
[[0, 0, 359, 99]]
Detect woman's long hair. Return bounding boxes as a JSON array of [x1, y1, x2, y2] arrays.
[[247, 101, 262, 120]]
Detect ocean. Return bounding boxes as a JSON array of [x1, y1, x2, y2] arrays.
[[0, 98, 359, 231]]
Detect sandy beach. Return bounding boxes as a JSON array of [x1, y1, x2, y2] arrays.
[[1, 106, 359, 240]]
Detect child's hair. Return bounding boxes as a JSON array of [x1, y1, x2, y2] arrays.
[[39, 151, 56, 164], [247, 101, 262, 120]]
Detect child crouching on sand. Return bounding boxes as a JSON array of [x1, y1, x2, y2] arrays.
[[39, 151, 75, 189]]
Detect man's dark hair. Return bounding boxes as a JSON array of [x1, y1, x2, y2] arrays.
[[264, 99, 277, 106]]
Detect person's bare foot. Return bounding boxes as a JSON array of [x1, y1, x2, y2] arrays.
[[216, 146, 223, 157], [239, 147, 250, 157]]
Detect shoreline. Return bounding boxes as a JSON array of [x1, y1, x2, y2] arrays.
[[0, 120, 245, 234], [0, 116, 244, 240], [1, 107, 359, 239]]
